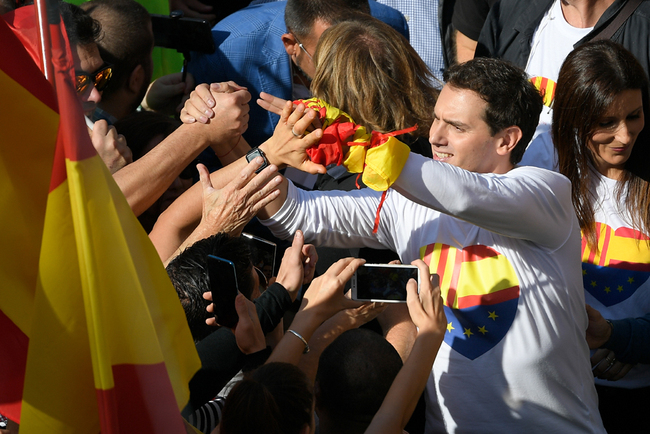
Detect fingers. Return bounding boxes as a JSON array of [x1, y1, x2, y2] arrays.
[[257, 92, 288, 115], [609, 363, 634, 381], [182, 84, 214, 123], [326, 257, 366, 289]]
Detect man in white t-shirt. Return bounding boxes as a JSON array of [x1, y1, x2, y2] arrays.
[[229, 57, 602, 433], [476, 0, 650, 170]]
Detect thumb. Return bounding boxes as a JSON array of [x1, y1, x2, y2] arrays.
[[292, 229, 305, 251], [198, 163, 213, 192]]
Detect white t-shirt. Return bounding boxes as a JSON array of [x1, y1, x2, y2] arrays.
[[583, 173, 650, 389], [262, 154, 605, 433], [520, 0, 593, 170]]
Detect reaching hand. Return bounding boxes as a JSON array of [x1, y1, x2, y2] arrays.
[[406, 260, 446, 339], [258, 101, 326, 174], [585, 304, 613, 349], [275, 230, 319, 300], [180, 82, 248, 124], [300, 257, 366, 319], [257, 92, 322, 130], [196, 160, 282, 237], [180, 82, 251, 152], [143, 72, 195, 115], [90, 120, 132, 174], [233, 294, 266, 354], [590, 348, 634, 381]]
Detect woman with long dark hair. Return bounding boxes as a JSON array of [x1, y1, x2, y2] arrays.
[[553, 39, 650, 433]]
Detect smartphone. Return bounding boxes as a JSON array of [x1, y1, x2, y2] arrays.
[[150, 14, 215, 54], [207, 255, 239, 328], [351, 264, 419, 303], [242, 233, 277, 278]]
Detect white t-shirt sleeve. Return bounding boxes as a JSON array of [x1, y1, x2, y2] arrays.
[[392, 153, 575, 249], [260, 180, 391, 251]]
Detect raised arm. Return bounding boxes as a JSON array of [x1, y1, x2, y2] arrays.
[[114, 84, 250, 216], [365, 260, 446, 434]]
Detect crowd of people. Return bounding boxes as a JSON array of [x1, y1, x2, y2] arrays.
[[3, 0, 650, 433]]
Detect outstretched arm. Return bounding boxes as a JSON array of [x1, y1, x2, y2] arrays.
[[365, 260, 446, 434], [150, 159, 283, 264], [114, 83, 250, 215]]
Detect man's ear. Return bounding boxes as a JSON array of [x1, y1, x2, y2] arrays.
[[281, 33, 298, 57], [128, 64, 145, 94], [496, 126, 523, 157]]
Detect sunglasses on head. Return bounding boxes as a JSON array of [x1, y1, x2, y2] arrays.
[[75, 64, 113, 95]]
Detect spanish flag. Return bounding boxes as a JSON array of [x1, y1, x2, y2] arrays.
[[0, 8, 199, 433], [582, 222, 650, 307], [421, 243, 520, 360]]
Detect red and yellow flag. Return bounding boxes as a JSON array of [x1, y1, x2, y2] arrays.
[[0, 8, 200, 433]]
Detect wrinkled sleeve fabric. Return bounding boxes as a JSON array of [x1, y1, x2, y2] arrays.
[[392, 153, 576, 250]]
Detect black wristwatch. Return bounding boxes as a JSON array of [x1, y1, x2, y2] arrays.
[[246, 147, 270, 174]]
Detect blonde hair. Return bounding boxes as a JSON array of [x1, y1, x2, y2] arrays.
[[311, 16, 439, 138]]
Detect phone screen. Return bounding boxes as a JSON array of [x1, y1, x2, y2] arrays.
[[242, 233, 277, 278], [352, 264, 419, 303], [207, 255, 239, 328]]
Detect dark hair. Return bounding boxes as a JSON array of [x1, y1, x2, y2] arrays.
[[553, 39, 650, 249], [221, 362, 313, 434], [114, 111, 181, 160], [166, 233, 255, 342], [311, 15, 439, 138], [59, 1, 101, 47], [81, 0, 153, 107], [444, 57, 543, 164], [315, 329, 403, 431], [285, 0, 370, 40]]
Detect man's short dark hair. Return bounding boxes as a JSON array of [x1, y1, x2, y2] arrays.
[[285, 0, 370, 39], [166, 233, 255, 342], [81, 0, 153, 104], [59, 1, 101, 47], [315, 328, 403, 433], [443, 57, 543, 165]]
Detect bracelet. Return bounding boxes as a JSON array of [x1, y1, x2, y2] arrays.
[[216, 136, 241, 158], [287, 329, 310, 354]]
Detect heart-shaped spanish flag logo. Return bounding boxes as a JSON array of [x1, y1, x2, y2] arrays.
[[421, 243, 520, 360], [582, 223, 650, 306]]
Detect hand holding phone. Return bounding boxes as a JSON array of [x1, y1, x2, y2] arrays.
[[351, 263, 419, 303], [207, 255, 239, 328]]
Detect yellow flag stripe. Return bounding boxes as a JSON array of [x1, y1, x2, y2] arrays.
[[0, 68, 58, 335]]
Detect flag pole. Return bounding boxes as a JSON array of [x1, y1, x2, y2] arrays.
[[34, 0, 57, 87]]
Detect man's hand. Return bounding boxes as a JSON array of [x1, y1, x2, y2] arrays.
[[258, 101, 326, 174], [196, 160, 282, 237], [274, 230, 318, 301], [180, 82, 250, 154], [407, 260, 447, 339], [585, 304, 613, 349], [300, 257, 366, 318], [90, 120, 132, 174], [143, 72, 195, 115], [180, 82, 248, 124], [233, 293, 266, 354], [169, 0, 216, 21], [590, 348, 634, 381]]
